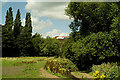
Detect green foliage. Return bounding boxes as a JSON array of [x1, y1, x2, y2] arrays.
[[91, 62, 120, 79], [2, 7, 62, 57], [41, 36, 61, 57], [8, 7, 13, 31], [65, 2, 120, 35], [61, 38, 74, 58], [69, 31, 83, 42], [66, 31, 120, 70], [14, 9, 22, 39], [69, 20, 81, 32], [25, 12, 32, 36], [2, 7, 16, 57], [16, 33, 34, 56], [32, 33, 44, 56], [64, 2, 120, 71], [44, 57, 78, 76]]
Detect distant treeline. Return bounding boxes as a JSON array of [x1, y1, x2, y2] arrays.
[[2, 7, 61, 57]]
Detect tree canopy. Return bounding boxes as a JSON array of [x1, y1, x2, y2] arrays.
[[64, 2, 120, 70], [65, 2, 120, 36]]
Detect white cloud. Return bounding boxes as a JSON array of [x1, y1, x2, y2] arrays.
[[22, 2, 71, 36], [25, 2, 69, 20], [22, 18, 25, 26], [42, 29, 69, 38], [32, 17, 54, 31], [22, 17, 54, 31], [2, 0, 9, 2]]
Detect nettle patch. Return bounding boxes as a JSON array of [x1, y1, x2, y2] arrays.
[[44, 58, 78, 76]]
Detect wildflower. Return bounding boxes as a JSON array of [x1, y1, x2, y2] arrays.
[[93, 73, 97, 76], [95, 71, 99, 74], [47, 66, 50, 70], [100, 74, 105, 78], [94, 77, 97, 79], [59, 68, 62, 70]]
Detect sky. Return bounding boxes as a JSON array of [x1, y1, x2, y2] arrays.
[[1, 1, 73, 38]]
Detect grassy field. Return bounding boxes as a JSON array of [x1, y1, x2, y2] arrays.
[[1, 57, 94, 80], [2, 57, 53, 78]]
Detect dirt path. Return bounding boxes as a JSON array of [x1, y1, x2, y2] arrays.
[[71, 72, 94, 79], [40, 68, 59, 78], [39, 57, 63, 79], [39, 57, 93, 80], [2, 66, 25, 76]]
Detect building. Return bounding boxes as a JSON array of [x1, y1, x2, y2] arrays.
[[53, 36, 69, 40]]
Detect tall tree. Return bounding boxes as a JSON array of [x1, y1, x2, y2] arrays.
[[16, 12, 34, 56], [64, 2, 120, 70], [25, 12, 32, 37], [65, 2, 120, 36], [8, 7, 13, 31], [14, 9, 22, 39], [2, 7, 15, 57]]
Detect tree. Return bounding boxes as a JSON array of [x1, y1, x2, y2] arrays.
[[16, 33, 34, 56], [32, 33, 44, 56], [42, 36, 61, 57], [64, 2, 120, 70], [8, 7, 13, 31], [16, 12, 34, 56], [65, 2, 120, 36], [24, 12, 32, 36], [14, 9, 22, 39], [2, 7, 15, 57]]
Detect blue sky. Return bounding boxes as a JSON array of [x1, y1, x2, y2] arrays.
[[2, 1, 73, 38]]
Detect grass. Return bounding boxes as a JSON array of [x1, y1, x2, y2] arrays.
[[2, 57, 95, 79], [2, 57, 50, 78], [89, 72, 93, 76]]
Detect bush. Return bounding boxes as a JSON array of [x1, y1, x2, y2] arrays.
[[67, 31, 120, 70], [44, 57, 78, 76], [92, 62, 120, 79]]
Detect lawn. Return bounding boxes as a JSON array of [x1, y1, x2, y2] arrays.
[[1, 57, 94, 80], [2, 57, 53, 78]]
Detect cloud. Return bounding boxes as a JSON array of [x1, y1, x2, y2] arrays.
[[22, 18, 25, 26], [32, 18, 54, 31], [42, 29, 69, 38], [25, 2, 69, 20], [22, 17, 54, 32], [22, 1, 71, 36]]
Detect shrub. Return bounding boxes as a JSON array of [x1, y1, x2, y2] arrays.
[[44, 57, 78, 76], [68, 31, 120, 70], [91, 62, 120, 79]]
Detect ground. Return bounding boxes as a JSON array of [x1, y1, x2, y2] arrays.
[[1, 57, 93, 79]]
